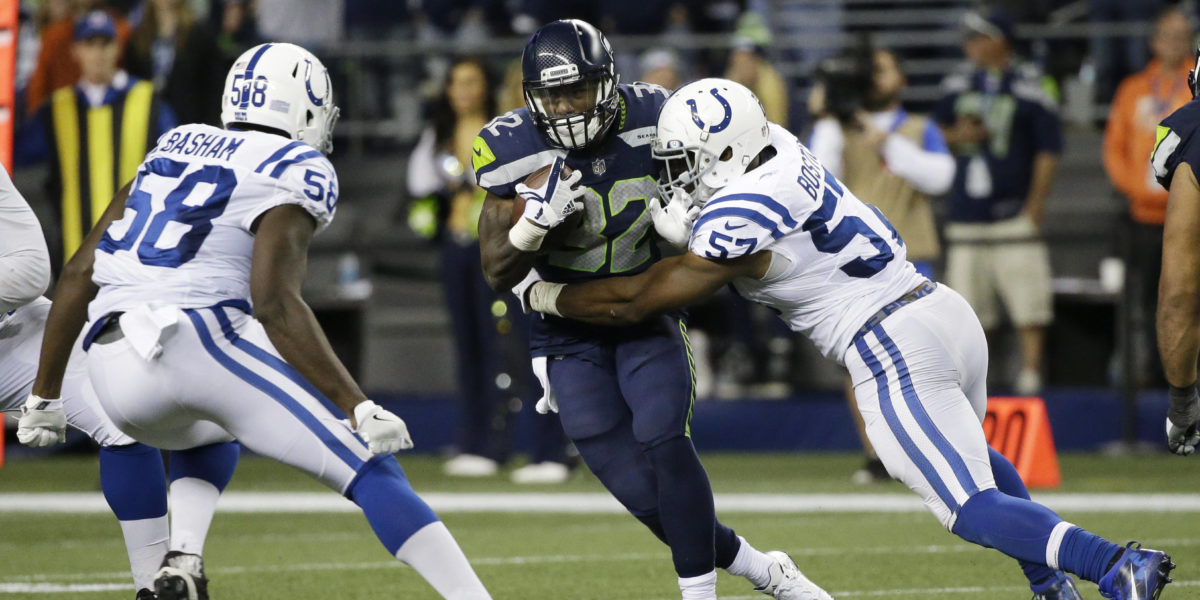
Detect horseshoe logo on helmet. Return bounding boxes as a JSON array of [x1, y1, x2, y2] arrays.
[[303, 60, 326, 107], [686, 88, 733, 133]]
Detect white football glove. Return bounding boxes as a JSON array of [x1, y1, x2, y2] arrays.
[[354, 401, 414, 454], [1166, 384, 1200, 456], [651, 186, 700, 250], [17, 394, 67, 447], [511, 268, 544, 314], [511, 158, 585, 245]]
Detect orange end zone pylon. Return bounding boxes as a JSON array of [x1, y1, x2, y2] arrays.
[[983, 396, 1061, 489]]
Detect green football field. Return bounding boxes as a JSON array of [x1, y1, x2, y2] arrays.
[[0, 452, 1195, 599]]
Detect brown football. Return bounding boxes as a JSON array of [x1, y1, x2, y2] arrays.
[[511, 164, 583, 250]]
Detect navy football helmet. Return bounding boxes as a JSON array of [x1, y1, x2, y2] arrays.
[[521, 19, 620, 149]]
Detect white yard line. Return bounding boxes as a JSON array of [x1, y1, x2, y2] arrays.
[[2, 491, 1199, 513]]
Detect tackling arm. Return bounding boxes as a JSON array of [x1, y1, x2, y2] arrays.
[[539, 252, 770, 326], [478, 191, 537, 291]]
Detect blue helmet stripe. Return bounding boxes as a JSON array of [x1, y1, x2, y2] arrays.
[[240, 43, 273, 109]]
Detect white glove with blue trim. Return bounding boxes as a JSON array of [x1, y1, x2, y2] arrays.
[[651, 187, 700, 250], [354, 401, 414, 454], [17, 394, 67, 447]]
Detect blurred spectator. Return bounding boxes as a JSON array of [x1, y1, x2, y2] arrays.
[[810, 46, 954, 483], [726, 41, 789, 126], [638, 49, 683, 90], [255, 0, 343, 49], [1089, 0, 1163, 102], [934, 10, 1062, 396], [1103, 6, 1194, 387], [498, 58, 525, 113], [35, 10, 175, 268], [25, 0, 131, 117], [124, 0, 222, 126], [210, 0, 259, 60], [407, 58, 570, 483]]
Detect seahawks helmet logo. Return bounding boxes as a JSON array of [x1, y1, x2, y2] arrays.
[[686, 88, 733, 133]]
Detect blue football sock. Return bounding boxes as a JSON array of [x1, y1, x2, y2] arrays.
[[347, 455, 439, 555], [988, 448, 1059, 585], [952, 488, 1063, 565], [1057, 526, 1124, 583], [169, 441, 240, 491], [646, 436, 717, 578], [100, 443, 168, 520]]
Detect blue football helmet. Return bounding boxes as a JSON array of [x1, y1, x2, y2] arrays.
[[521, 19, 620, 149]]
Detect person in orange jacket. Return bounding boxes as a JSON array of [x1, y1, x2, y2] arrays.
[[1103, 6, 1193, 387]]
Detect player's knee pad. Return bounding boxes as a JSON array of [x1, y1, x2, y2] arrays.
[[99, 443, 168, 521], [169, 441, 240, 491], [347, 455, 439, 555]]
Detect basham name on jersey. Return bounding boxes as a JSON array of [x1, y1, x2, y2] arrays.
[[156, 130, 245, 162]]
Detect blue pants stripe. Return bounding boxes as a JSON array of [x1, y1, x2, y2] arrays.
[[208, 306, 344, 418], [183, 309, 365, 471], [854, 334, 959, 513], [875, 326, 980, 499]]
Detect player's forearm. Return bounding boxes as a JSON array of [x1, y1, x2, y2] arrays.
[[257, 293, 367, 415], [481, 235, 537, 291], [554, 278, 656, 326], [31, 256, 97, 399], [478, 199, 536, 290], [1158, 292, 1200, 387]]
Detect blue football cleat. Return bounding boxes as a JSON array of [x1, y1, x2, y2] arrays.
[[1031, 571, 1082, 600], [1098, 542, 1175, 600]]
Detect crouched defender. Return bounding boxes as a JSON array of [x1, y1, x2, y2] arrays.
[[20, 43, 491, 599]]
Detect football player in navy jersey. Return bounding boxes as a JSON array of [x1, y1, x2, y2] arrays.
[[474, 19, 826, 600], [1152, 44, 1200, 457]]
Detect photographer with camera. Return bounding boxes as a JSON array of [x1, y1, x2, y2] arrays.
[[809, 43, 954, 483]]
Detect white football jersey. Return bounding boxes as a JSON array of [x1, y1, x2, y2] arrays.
[[689, 124, 926, 364], [90, 124, 338, 321]]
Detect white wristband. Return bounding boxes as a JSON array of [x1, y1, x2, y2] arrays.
[[508, 218, 548, 252], [527, 281, 565, 317]]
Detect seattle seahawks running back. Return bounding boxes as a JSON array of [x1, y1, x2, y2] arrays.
[[24, 42, 491, 600], [528, 78, 1176, 600], [475, 19, 824, 600]]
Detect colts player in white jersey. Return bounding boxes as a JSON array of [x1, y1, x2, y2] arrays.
[[522, 79, 1176, 600], [4, 163, 237, 600], [19, 43, 492, 599]]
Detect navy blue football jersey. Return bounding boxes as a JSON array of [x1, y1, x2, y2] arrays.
[[473, 82, 671, 354], [1152, 98, 1200, 191]]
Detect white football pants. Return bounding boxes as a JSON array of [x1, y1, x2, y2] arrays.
[[86, 303, 374, 493], [844, 285, 998, 529], [0, 297, 135, 446]]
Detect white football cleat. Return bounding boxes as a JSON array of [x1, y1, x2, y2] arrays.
[[755, 551, 834, 600]]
